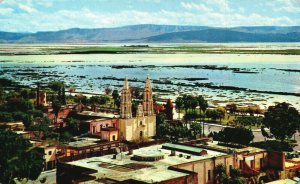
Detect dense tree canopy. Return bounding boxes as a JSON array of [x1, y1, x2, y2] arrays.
[[235, 116, 262, 128], [213, 127, 254, 146], [0, 130, 44, 183], [190, 122, 202, 138], [263, 102, 300, 141]]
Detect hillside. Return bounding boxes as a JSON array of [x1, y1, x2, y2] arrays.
[[0, 24, 299, 43]]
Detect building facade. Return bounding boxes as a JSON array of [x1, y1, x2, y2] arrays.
[[119, 77, 156, 141]]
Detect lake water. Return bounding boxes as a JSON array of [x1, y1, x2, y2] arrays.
[[0, 47, 299, 110]]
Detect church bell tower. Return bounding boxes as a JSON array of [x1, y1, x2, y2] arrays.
[[120, 78, 132, 119], [143, 76, 154, 116]]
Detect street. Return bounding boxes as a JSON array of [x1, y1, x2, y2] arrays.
[[202, 123, 300, 151]]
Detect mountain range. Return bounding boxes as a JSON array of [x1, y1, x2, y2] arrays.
[[0, 24, 299, 43]]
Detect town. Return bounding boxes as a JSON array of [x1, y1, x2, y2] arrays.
[[0, 76, 299, 184]]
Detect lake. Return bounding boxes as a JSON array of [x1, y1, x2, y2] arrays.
[[0, 44, 299, 110]]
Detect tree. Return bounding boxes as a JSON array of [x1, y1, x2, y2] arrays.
[[197, 95, 208, 136], [49, 81, 64, 98], [164, 99, 174, 120], [214, 164, 229, 184], [182, 95, 193, 121], [190, 122, 202, 138], [0, 112, 14, 122], [66, 118, 80, 135], [227, 103, 237, 114], [190, 97, 198, 114], [30, 117, 53, 139], [105, 87, 112, 95], [175, 97, 184, 119], [12, 111, 32, 128], [115, 97, 121, 109], [16, 99, 33, 112], [99, 96, 110, 106], [206, 109, 219, 121], [0, 86, 5, 105], [90, 96, 100, 105], [156, 113, 170, 139], [206, 108, 225, 122], [235, 116, 262, 128], [20, 89, 30, 99], [263, 102, 300, 142], [112, 90, 119, 108], [52, 99, 62, 124], [214, 164, 244, 184], [61, 83, 66, 105], [216, 107, 226, 121], [229, 168, 244, 184], [197, 95, 208, 116], [0, 130, 44, 183], [213, 127, 254, 146], [157, 122, 171, 139], [60, 131, 73, 143]]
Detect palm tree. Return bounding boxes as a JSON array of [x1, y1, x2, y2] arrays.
[[197, 95, 208, 136], [183, 95, 193, 124], [190, 97, 198, 120], [175, 97, 183, 119], [112, 90, 119, 108]]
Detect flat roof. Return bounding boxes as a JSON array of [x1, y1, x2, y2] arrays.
[[0, 121, 24, 125], [266, 179, 297, 184], [78, 111, 119, 118], [68, 144, 226, 183], [67, 138, 101, 148], [203, 141, 266, 154], [162, 143, 207, 155]]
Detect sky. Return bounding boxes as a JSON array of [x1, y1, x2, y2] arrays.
[[0, 0, 300, 32]]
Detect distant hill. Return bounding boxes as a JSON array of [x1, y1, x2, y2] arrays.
[[145, 29, 300, 43], [0, 24, 299, 43]]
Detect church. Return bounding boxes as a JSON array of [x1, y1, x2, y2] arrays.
[[119, 77, 156, 141]]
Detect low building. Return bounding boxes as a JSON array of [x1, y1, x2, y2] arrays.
[[57, 143, 233, 184], [15, 130, 35, 139], [196, 141, 268, 175], [282, 157, 300, 180], [37, 145, 58, 171], [61, 137, 121, 157], [0, 121, 25, 131], [266, 178, 298, 184], [47, 106, 71, 124]]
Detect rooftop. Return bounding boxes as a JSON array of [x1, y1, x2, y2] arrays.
[[67, 138, 101, 148], [162, 143, 208, 156], [68, 143, 226, 183], [266, 179, 298, 184], [78, 111, 119, 119], [201, 141, 266, 155]]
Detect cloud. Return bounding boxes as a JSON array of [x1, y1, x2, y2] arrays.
[[206, 0, 231, 12], [0, 0, 299, 32], [181, 2, 212, 12], [18, 4, 38, 13], [0, 7, 14, 14], [36, 0, 53, 7], [268, 0, 300, 13]]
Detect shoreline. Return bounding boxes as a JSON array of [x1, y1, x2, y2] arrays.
[[1, 53, 300, 64]]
